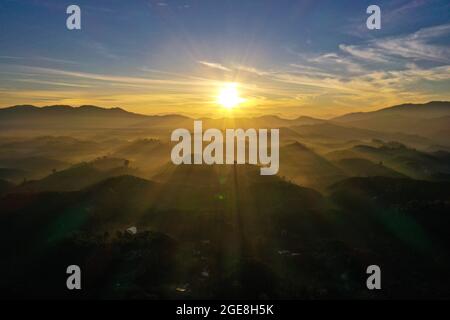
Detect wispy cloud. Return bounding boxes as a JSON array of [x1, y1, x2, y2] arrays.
[[81, 40, 120, 60], [1, 21, 449, 118], [373, 24, 450, 63], [198, 61, 232, 72], [383, 0, 435, 25], [12, 79, 92, 88], [339, 23, 450, 66], [234, 65, 269, 76], [338, 45, 389, 63], [0, 55, 79, 65]]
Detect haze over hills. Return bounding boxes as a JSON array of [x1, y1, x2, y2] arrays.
[[1, 102, 448, 145], [0, 104, 324, 131], [0, 101, 449, 189], [0, 101, 450, 299], [0, 105, 183, 130], [332, 101, 450, 144], [333, 101, 450, 121], [2, 100, 448, 121]]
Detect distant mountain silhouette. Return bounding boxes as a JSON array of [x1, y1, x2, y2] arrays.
[[290, 122, 429, 147], [2, 101, 449, 122], [1, 102, 448, 141], [0, 104, 141, 117], [332, 102, 450, 144], [0, 105, 190, 129], [0, 104, 331, 132], [333, 101, 450, 122]]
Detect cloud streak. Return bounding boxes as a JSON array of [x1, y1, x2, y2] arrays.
[[1, 22, 449, 118], [198, 61, 232, 72], [339, 24, 450, 65]]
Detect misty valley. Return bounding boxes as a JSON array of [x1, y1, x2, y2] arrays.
[[170, 120, 280, 175], [0, 102, 449, 299]]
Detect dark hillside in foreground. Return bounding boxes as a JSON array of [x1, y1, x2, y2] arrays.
[[1, 168, 450, 299]]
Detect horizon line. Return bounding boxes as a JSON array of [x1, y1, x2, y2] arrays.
[[1, 100, 449, 121]]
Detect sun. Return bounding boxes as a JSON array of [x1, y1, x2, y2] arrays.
[[217, 83, 244, 109]]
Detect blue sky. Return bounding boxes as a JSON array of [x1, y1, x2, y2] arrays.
[[0, 0, 449, 117]]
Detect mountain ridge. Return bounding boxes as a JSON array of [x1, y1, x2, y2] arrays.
[[332, 101, 450, 122], [1, 101, 449, 121]]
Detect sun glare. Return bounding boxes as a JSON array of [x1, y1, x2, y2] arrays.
[[217, 83, 243, 109]]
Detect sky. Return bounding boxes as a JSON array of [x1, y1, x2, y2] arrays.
[[0, 0, 449, 118]]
